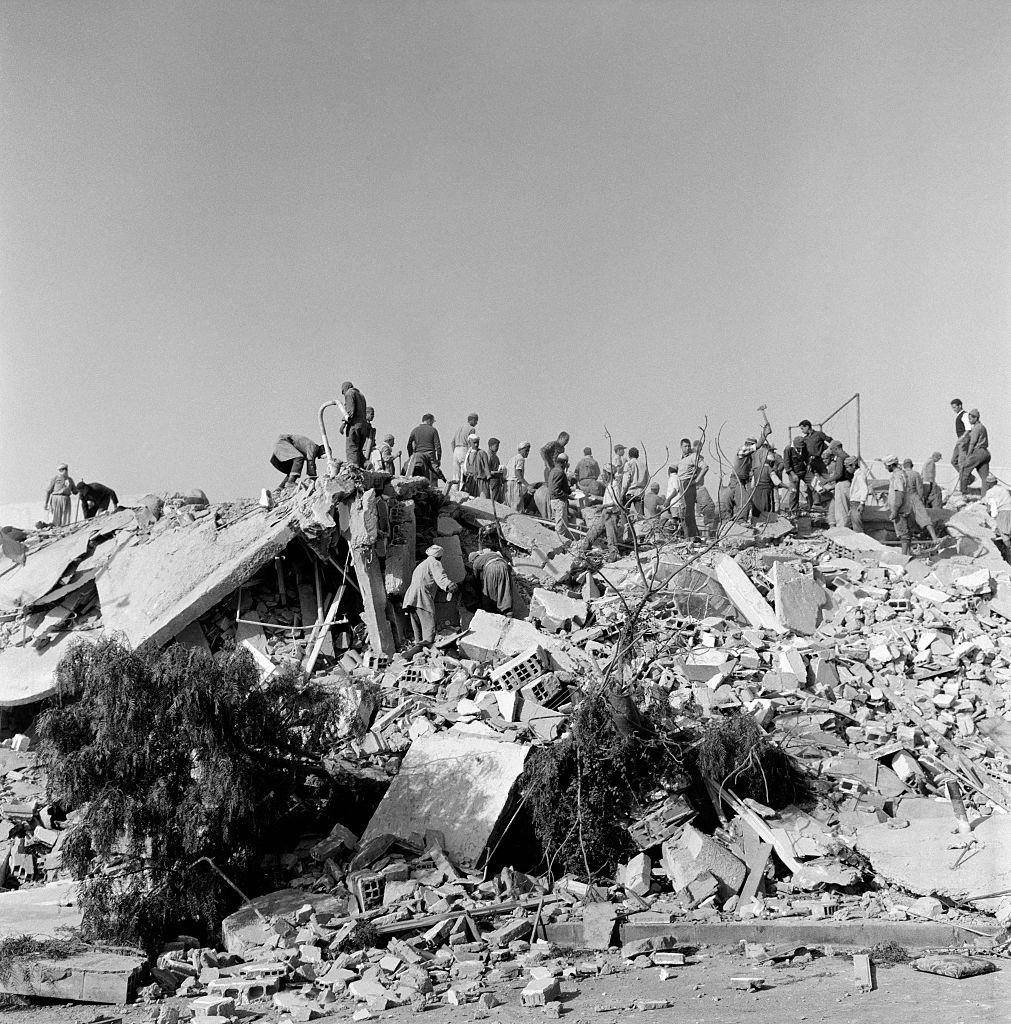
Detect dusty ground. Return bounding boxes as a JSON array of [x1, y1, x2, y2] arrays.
[[5, 949, 1008, 1024]]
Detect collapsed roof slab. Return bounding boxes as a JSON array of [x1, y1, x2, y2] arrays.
[[0, 511, 133, 610], [0, 629, 100, 707], [97, 506, 296, 650]]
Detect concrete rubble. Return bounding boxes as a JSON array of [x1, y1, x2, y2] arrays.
[[1, 469, 1010, 1012]]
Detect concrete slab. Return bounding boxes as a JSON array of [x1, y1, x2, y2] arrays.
[[855, 799, 1011, 903], [772, 561, 827, 635], [437, 533, 467, 584], [360, 724, 530, 866], [458, 609, 577, 672], [0, 879, 83, 938], [97, 506, 295, 649], [0, 529, 94, 610], [528, 588, 588, 631], [0, 950, 144, 1004], [0, 629, 99, 707], [711, 553, 781, 631]]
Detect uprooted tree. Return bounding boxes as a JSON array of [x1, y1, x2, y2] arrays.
[[37, 636, 369, 952]]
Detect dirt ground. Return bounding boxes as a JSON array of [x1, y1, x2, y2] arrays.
[[5, 949, 1008, 1024]]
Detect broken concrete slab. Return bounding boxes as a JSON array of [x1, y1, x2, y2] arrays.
[[221, 888, 349, 955], [823, 526, 890, 558], [360, 723, 530, 866], [97, 505, 295, 649], [0, 629, 99, 707], [0, 879, 83, 938], [0, 950, 144, 1004], [711, 552, 781, 632], [0, 528, 95, 610], [528, 588, 587, 631], [855, 798, 1011, 903], [458, 610, 578, 672], [437, 533, 467, 585], [772, 561, 827, 635]]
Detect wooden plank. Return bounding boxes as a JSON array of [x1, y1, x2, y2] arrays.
[[0, 951, 144, 1004], [299, 582, 332, 661], [711, 553, 782, 632], [739, 841, 773, 904]]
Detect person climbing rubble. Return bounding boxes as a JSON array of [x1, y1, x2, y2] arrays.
[[884, 454, 914, 554], [76, 481, 119, 519], [339, 381, 369, 468], [271, 434, 325, 488]]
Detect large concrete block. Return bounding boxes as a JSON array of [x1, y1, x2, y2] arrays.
[[437, 534, 466, 585], [528, 588, 588, 632], [662, 825, 746, 899], [772, 561, 827, 635], [458, 610, 576, 672], [361, 724, 530, 866]]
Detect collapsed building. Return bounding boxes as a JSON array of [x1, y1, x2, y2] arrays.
[[0, 465, 1009, 1011]]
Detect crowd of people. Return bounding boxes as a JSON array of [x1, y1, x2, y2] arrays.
[[264, 390, 1003, 563]]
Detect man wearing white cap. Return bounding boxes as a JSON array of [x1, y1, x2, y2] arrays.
[[403, 545, 457, 645], [44, 464, 77, 527]]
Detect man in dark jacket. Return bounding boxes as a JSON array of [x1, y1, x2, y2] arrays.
[[407, 414, 442, 468], [783, 435, 810, 512], [798, 419, 832, 475], [547, 453, 574, 547], [340, 381, 368, 468], [271, 434, 325, 487], [77, 482, 119, 519]]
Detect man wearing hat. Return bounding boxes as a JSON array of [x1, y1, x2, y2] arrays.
[[44, 464, 77, 527], [462, 434, 491, 497], [505, 443, 531, 511], [721, 436, 764, 522], [823, 440, 854, 527], [468, 547, 513, 616], [403, 544, 457, 645], [546, 452, 574, 547], [339, 381, 369, 468], [959, 409, 991, 498], [452, 413, 480, 486], [884, 455, 914, 554]]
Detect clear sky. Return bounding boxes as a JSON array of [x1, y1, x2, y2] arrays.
[[2, 1, 1008, 504]]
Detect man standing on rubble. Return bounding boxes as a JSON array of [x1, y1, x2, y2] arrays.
[[959, 408, 992, 498], [547, 452, 574, 546], [677, 438, 701, 540], [487, 438, 506, 503], [403, 545, 457, 645], [505, 443, 531, 511], [848, 458, 870, 533], [950, 398, 971, 473], [44, 463, 77, 527], [452, 413, 479, 486], [362, 407, 378, 463], [540, 432, 570, 484], [783, 435, 810, 512], [621, 446, 648, 515], [824, 441, 854, 527], [407, 413, 442, 470], [468, 547, 513, 615], [271, 434, 325, 488], [339, 382, 369, 468], [377, 434, 398, 474], [462, 433, 491, 497], [885, 455, 915, 555], [921, 451, 943, 508], [798, 419, 832, 476], [721, 435, 765, 522], [903, 459, 941, 544], [573, 447, 601, 495]]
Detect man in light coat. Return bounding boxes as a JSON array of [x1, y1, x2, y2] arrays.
[[403, 544, 457, 645]]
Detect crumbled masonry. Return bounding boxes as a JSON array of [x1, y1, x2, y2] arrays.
[[0, 465, 1009, 1010]]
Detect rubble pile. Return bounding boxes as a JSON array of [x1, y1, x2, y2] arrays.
[[1, 468, 1010, 1010]]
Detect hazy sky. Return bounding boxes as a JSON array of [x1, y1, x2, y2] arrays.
[[2, 1, 1008, 504]]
